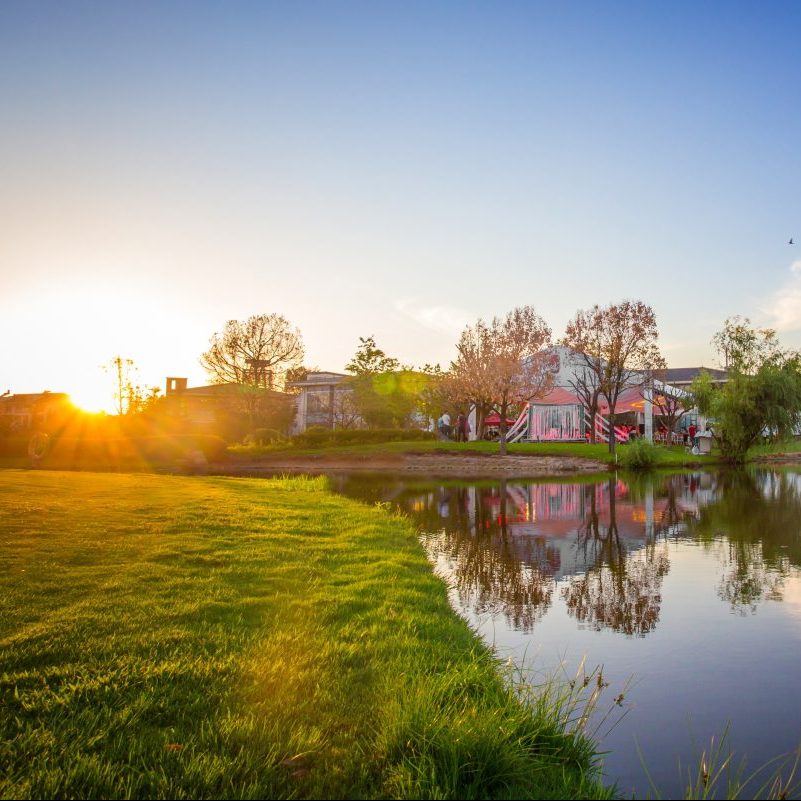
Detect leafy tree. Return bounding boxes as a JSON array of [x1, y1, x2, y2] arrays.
[[344, 337, 425, 429], [345, 336, 401, 375], [692, 319, 801, 461], [561, 301, 661, 453], [450, 307, 553, 455], [712, 316, 783, 374]]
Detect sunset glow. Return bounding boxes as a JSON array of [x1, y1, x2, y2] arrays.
[[2, 2, 800, 406]]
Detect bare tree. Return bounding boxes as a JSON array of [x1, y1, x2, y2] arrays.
[[104, 356, 159, 415], [562, 301, 661, 453], [451, 307, 554, 455], [200, 313, 304, 390], [650, 364, 693, 439], [566, 358, 603, 443]]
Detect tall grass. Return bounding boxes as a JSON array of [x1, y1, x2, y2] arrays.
[[639, 726, 801, 800], [618, 439, 664, 469], [0, 469, 612, 800]]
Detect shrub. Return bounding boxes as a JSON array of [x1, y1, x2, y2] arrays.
[[0, 435, 31, 457], [290, 427, 436, 448], [618, 438, 662, 469], [244, 428, 283, 446], [40, 434, 229, 468]]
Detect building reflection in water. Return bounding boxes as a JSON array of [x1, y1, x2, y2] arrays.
[[332, 469, 801, 637]]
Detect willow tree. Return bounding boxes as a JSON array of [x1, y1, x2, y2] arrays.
[[451, 306, 553, 455], [693, 318, 801, 461], [562, 301, 661, 453]]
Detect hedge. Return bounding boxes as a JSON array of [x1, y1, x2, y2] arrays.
[[290, 426, 436, 448]]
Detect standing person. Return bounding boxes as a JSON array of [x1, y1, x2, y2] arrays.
[[460, 414, 471, 442], [437, 411, 452, 440], [455, 414, 465, 442], [688, 422, 697, 448]]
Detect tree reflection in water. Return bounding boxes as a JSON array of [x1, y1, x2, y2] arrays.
[[561, 478, 670, 636], [687, 470, 801, 613], [333, 468, 801, 634], [425, 480, 557, 632]]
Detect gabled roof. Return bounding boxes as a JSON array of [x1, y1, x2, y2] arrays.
[[181, 383, 286, 398], [289, 372, 349, 387], [0, 392, 70, 404], [663, 367, 727, 383]]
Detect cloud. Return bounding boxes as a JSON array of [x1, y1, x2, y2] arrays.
[[394, 298, 475, 336], [763, 261, 801, 331]]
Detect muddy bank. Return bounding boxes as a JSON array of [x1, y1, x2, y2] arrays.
[[213, 452, 607, 478]]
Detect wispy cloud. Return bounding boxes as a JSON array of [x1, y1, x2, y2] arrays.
[[763, 261, 801, 331], [394, 298, 474, 336]]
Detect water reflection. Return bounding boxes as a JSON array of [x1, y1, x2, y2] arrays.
[[332, 469, 801, 635], [332, 468, 801, 796]]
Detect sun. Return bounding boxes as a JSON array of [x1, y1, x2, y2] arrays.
[[68, 377, 115, 415]]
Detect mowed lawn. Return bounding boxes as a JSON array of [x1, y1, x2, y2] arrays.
[[0, 470, 611, 800]]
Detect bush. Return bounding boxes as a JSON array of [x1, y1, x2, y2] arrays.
[[244, 428, 283, 446], [0, 435, 31, 457], [40, 434, 229, 468], [290, 427, 436, 448], [618, 438, 662, 469]]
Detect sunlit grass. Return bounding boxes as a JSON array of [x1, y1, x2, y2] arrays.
[[0, 470, 612, 799], [228, 438, 726, 469]]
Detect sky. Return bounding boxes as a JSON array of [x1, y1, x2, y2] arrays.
[[1, 0, 800, 410]]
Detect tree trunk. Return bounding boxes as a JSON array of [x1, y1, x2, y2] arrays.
[[608, 408, 616, 454], [499, 401, 508, 456]]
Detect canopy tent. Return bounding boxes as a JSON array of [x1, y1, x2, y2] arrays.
[[482, 413, 518, 426], [533, 385, 685, 416]]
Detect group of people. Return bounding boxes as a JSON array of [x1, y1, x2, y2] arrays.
[[437, 412, 471, 442]]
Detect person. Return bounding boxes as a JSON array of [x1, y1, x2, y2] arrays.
[[688, 422, 697, 447], [455, 414, 465, 442], [460, 414, 471, 442], [437, 412, 452, 440]]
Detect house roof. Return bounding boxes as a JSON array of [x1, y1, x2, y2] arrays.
[[662, 367, 727, 383], [289, 371, 349, 387], [181, 383, 287, 398], [0, 392, 70, 405]]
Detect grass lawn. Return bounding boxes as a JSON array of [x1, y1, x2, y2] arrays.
[[229, 438, 725, 469], [0, 470, 612, 800]]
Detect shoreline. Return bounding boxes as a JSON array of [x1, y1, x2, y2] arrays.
[[216, 452, 607, 478]]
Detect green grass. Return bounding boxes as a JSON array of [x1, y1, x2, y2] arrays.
[[0, 469, 613, 800], [229, 438, 730, 470], [748, 439, 801, 459]]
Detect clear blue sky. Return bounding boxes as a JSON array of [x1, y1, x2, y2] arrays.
[[1, 1, 799, 406]]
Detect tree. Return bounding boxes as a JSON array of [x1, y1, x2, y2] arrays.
[[712, 316, 783, 374], [561, 301, 661, 453], [450, 307, 554, 455], [345, 336, 400, 375], [200, 313, 304, 390], [692, 318, 801, 461], [650, 363, 693, 437], [200, 314, 304, 431], [566, 356, 603, 444], [104, 356, 160, 416], [344, 337, 424, 429]]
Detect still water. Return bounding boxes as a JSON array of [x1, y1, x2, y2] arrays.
[[331, 469, 801, 797]]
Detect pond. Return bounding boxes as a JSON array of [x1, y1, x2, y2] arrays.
[[331, 469, 801, 798]]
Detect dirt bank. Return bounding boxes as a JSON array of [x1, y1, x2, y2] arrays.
[[214, 452, 607, 479]]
